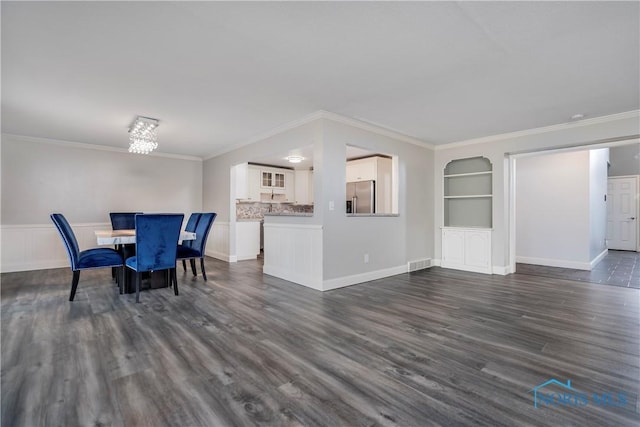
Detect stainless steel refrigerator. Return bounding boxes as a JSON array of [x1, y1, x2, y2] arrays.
[[346, 180, 375, 214]]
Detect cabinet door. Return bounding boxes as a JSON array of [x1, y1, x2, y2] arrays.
[[442, 229, 465, 265], [234, 163, 248, 200], [294, 170, 309, 204], [464, 231, 491, 269], [284, 171, 295, 202], [346, 158, 376, 182], [247, 167, 261, 201], [261, 171, 273, 189]]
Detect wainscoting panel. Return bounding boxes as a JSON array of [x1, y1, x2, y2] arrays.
[[263, 223, 323, 290], [205, 221, 231, 262], [1, 223, 111, 273]]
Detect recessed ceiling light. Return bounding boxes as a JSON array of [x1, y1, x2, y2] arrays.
[[570, 113, 585, 121], [286, 155, 304, 163]]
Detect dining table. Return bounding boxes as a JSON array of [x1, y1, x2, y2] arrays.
[[95, 229, 197, 293]]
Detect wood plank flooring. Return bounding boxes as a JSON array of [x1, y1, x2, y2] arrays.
[[2, 259, 639, 426]]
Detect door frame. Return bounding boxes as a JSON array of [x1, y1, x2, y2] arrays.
[[507, 139, 640, 274]]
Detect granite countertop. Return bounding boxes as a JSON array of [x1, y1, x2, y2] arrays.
[[264, 213, 314, 217], [236, 218, 263, 222]]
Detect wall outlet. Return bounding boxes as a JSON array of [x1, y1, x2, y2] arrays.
[[364, 253, 369, 264], [329, 201, 335, 211]]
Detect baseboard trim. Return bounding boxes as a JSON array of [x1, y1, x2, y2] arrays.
[[1, 260, 68, 273], [432, 259, 442, 267], [516, 256, 591, 271], [492, 265, 511, 275], [263, 265, 323, 291], [322, 265, 407, 291], [237, 254, 258, 261], [206, 250, 234, 263], [590, 249, 608, 269]]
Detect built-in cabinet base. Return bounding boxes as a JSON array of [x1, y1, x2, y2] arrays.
[[441, 227, 492, 274]]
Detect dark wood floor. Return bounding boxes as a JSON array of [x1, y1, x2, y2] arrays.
[[517, 250, 640, 289], [2, 259, 639, 426]]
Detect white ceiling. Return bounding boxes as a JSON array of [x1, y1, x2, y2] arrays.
[[2, 2, 639, 158]]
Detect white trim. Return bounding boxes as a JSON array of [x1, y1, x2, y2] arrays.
[[205, 250, 234, 263], [204, 110, 433, 160], [515, 256, 592, 271], [2, 133, 203, 162], [590, 249, 608, 269], [492, 265, 511, 275], [440, 262, 493, 275], [263, 266, 323, 291], [322, 265, 407, 291], [433, 110, 640, 151], [431, 258, 442, 267]]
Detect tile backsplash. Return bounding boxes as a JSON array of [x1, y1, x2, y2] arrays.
[[236, 202, 313, 219]]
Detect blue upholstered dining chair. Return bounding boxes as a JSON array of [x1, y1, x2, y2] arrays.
[[50, 213, 124, 301], [180, 213, 201, 272], [125, 214, 184, 303], [109, 212, 142, 280], [177, 212, 217, 281], [109, 212, 142, 231]]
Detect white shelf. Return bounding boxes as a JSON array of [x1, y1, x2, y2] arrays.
[[444, 195, 492, 199], [443, 171, 492, 178]]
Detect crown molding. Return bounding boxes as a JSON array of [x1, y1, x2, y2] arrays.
[[434, 110, 640, 151], [1, 133, 202, 161], [203, 110, 433, 160]]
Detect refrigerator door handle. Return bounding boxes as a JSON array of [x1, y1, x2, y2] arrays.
[[352, 197, 357, 214]]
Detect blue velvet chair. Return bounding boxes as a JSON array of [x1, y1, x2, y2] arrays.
[[109, 212, 142, 230], [180, 213, 201, 272], [125, 214, 184, 303], [177, 212, 217, 281], [50, 213, 124, 301], [109, 212, 142, 280]]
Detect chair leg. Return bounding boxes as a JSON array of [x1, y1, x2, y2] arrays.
[[69, 270, 80, 301], [200, 258, 207, 281], [166, 269, 171, 287], [135, 272, 141, 303], [173, 269, 179, 296], [119, 267, 124, 294], [182, 259, 187, 272], [190, 259, 197, 276]]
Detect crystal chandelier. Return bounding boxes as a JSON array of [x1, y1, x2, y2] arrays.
[[128, 116, 159, 154]]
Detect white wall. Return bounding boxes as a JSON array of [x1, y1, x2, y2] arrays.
[[515, 151, 591, 268], [589, 148, 609, 261], [434, 111, 640, 272], [1, 135, 203, 272], [320, 119, 433, 282]]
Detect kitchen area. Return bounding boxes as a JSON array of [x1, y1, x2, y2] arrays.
[[233, 148, 315, 261], [232, 145, 396, 264]]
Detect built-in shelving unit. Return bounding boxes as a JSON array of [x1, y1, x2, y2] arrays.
[[443, 157, 493, 228], [442, 157, 493, 274]]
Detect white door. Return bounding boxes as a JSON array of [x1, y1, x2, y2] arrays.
[[607, 177, 638, 251]]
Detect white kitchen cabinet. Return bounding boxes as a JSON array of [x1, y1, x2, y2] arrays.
[[247, 167, 261, 201], [441, 228, 492, 274], [346, 158, 376, 182], [284, 171, 295, 202], [234, 164, 262, 201], [294, 170, 313, 205], [236, 221, 261, 261]]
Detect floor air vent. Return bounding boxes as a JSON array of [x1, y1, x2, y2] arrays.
[[407, 258, 431, 272]]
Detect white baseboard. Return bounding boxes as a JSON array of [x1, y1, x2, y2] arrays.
[[237, 254, 258, 261], [492, 265, 511, 275], [516, 255, 592, 271], [322, 265, 407, 291], [590, 249, 608, 269], [431, 259, 442, 267], [206, 249, 234, 263], [263, 265, 323, 291]]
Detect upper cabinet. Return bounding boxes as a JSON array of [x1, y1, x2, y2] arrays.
[[443, 156, 492, 228], [294, 169, 314, 205], [235, 163, 295, 202], [346, 158, 377, 182]]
